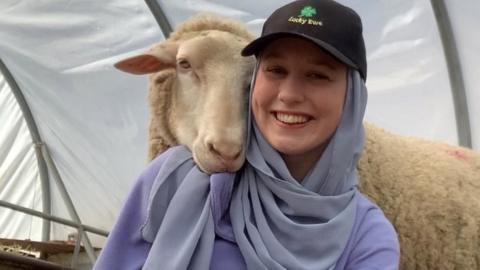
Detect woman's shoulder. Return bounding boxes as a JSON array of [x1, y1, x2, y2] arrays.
[[336, 192, 400, 270], [113, 145, 193, 222], [136, 145, 206, 242], [92, 147, 193, 270], [355, 192, 389, 216], [129, 145, 194, 199], [352, 192, 399, 248], [138, 145, 191, 183], [123, 145, 195, 231]]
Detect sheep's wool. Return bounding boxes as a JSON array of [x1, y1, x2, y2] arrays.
[[140, 69, 368, 269]]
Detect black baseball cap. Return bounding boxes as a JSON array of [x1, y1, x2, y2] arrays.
[[241, 0, 367, 80]]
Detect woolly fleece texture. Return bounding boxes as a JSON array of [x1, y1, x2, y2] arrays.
[[359, 122, 480, 269]]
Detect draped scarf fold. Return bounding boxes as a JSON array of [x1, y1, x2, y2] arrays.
[[141, 69, 367, 270]]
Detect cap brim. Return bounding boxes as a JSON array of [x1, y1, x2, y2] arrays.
[[241, 32, 358, 71]]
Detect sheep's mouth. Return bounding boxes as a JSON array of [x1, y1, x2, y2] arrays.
[[193, 142, 245, 173], [195, 154, 245, 173], [274, 112, 311, 125]]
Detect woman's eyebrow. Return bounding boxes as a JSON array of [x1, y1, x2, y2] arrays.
[[261, 50, 337, 71], [260, 51, 284, 61], [309, 58, 336, 71]]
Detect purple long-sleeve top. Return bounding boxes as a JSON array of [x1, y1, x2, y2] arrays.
[[93, 153, 400, 270]]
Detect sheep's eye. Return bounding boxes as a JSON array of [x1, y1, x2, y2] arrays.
[[177, 59, 191, 69]]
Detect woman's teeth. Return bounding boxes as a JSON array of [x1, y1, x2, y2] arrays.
[[275, 112, 308, 124]]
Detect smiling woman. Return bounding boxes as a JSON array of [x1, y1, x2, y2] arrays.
[[252, 37, 347, 180]]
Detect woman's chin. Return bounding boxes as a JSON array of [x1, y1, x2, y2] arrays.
[[271, 140, 308, 156]]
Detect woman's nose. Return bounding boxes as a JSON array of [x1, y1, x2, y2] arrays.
[[278, 77, 305, 104]]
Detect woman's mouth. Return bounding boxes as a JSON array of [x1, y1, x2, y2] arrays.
[[274, 112, 310, 125]]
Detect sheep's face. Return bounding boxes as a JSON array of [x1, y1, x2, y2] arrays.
[[114, 29, 255, 173], [173, 31, 255, 173]]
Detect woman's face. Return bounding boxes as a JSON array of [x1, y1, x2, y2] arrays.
[[252, 37, 347, 171]]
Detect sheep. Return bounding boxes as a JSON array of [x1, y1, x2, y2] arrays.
[[114, 14, 255, 173], [120, 14, 480, 270], [359, 122, 480, 270]]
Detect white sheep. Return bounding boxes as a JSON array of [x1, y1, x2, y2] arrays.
[[118, 14, 480, 270], [359, 122, 480, 270], [114, 14, 255, 173]]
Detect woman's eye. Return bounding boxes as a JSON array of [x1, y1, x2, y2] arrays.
[[266, 66, 286, 75], [307, 72, 329, 80], [177, 59, 191, 69]]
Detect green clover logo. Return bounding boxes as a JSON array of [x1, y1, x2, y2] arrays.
[[299, 6, 316, 17]]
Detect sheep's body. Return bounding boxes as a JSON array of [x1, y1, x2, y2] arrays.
[[135, 15, 480, 270], [115, 15, 255, 173], [359, 123, 480, 269]]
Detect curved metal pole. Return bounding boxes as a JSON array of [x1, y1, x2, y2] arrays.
[[144, 0, 173, 38], [430, 0, 472, 148], [0, 59, 52, 243], [1, 59, 99, 265], [41, 144, 97, 265]]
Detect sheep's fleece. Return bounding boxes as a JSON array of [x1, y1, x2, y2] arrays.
[[358, 122, 480, 269], [141, 16, 480, 270]]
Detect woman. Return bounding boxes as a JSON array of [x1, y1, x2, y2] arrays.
[[94, 0, 400, 269]]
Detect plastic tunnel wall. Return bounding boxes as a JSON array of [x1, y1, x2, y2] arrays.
[[0, 0, 478, 260]]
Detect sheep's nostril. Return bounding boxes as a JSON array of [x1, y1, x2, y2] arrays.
[[207, 142, 217, 155]]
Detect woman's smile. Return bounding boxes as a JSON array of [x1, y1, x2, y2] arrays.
[[273, 111, 312, 126]]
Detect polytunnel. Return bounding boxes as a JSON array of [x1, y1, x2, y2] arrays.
[[0, 0, 479, 269]]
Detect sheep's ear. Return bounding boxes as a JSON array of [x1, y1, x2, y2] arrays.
[[114, 42, 178, 75]]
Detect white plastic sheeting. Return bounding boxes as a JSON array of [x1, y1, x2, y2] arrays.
[[0, 0, 161, 246], [0, 0, 478, 248], [0, 73, 43, 239], [360, 0, 457, 141]]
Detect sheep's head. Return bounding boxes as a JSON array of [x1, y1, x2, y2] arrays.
[[115, 28, 255, 173]]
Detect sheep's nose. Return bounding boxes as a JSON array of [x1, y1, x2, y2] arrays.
[[208, 141, 242, 162]]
